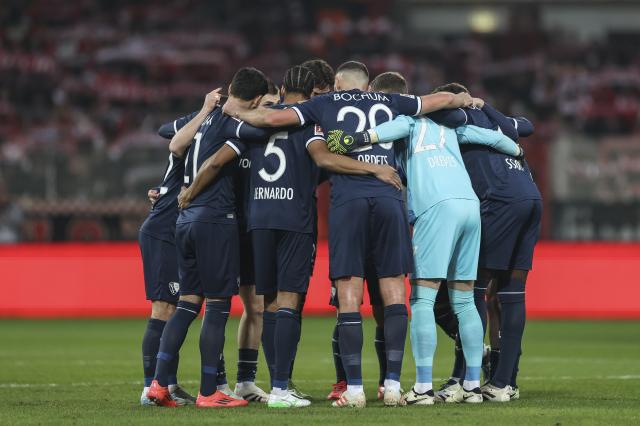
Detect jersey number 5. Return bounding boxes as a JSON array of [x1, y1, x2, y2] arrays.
[[258, 131, 288, 182]]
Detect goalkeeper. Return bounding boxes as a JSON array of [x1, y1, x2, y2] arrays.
[[328, 115, 523, 405]]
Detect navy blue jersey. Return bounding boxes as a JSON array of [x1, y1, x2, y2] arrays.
[[428, 105, 541, 203], [178, 107, 246, 225], [235, 149, 253, 230], [246, 120, 323, 233], [292, 89, 421, 206], [231, 104, 322, 233], [139, 112, 197, 242]]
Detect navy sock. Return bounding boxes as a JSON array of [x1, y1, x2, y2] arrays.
[[199, 300, 230, 396], [262, 311, 277, 381], [474, 283, 488, 335], [383, 304, 408, 383], [155, 301, 200, 386], [489, 349, 500, 380], [338, 312, 363, 386], [374, 326, 386, 386], [217, 354, 227, 386], [289, 314, 301, 379], [167, 353, 179, 386], [142, 318, 166, 387], [492, 278, 526, 388], [332, 322, 346, 382], [510, 349, 522, 387], [237, 349, 258, 383], [273, 308, 301, 389], [451, 336, 466, 380]]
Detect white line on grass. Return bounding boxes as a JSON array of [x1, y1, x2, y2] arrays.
[[1, 375, 639, 389]]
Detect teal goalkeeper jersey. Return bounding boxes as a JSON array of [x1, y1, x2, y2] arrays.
[[372, 115, 521, 221]]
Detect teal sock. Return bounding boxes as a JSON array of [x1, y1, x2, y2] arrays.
[[409, 285, 438, 385], [448, 288, 483, 388]]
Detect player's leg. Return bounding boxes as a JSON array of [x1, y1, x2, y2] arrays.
[[141, 301, 175, 405], [287, 292, 309, 399], [402, 207, 450, 406], [267, 231, 314, 408], [148, 223, 202, 407], [447, 281, 483, 403], [489, 272, 530, 397], [138, 231, 186, 405], [446, 200, 484, 403], [377, 275, 407, 406], [486, 275, 502, 381], [370, 197, 412, 407], [371, 304, 386, 398], [252, 229, 278, 383], [234, 280, 268, 402], [432, 284, 470, 401], [328, 199, 368, 408], [269, 291, 307, 408], [366, 261, 387, 399], [476, 199, 522, 399], [233, 227, 267, 400], [194, 222, 247, 408], [405, 279, 440, 406], [332, 276, 366, 408], [483, 199, 540, 402], [327, 286, 347, 400]]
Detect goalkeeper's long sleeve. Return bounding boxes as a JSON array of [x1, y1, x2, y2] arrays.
[[371, 115, 413, 143], [456, 125, 521, 157]]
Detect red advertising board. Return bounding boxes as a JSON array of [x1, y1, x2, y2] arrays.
[[0, 242, 638, 318]]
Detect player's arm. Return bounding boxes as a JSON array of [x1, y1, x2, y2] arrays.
[[326, 115, 413, 154], [158, 111, 199, 140], [235, 120, 275, 141], [169, 88, 222, 158], [418, 92, 476, 115], [427, 108, 468, 128], [511, 116, 535, 137], [223, 104, 300, 128], [480, 103, 520, 141], [177, 143, 240, 209], [307, 140, 402, 190], [456, 125, 524, 158]]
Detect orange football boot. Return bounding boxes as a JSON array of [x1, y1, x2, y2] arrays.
[[195, 390, 249, 408], [326, 380, 347, 400], [147, 380, 178, 407]]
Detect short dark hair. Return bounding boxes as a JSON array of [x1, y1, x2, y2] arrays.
[[432, 82, 469, 94], [370, 72, 408, 94], [229, 67, 268, 101], [266, 78, 279, 95], [336, 61, 369, 80], [301, 58, 335, 89], [283, 66, 315, 98]]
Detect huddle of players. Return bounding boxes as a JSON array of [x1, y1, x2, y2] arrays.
[[137, 58, 541, 409]]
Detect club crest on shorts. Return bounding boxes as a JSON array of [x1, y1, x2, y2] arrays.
[[168, 281, 180, 295]]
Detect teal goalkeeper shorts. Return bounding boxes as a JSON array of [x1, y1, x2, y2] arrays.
[[412, 198, 481, 281]]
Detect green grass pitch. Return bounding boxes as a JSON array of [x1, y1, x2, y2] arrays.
[[1, 318, 639, 425]]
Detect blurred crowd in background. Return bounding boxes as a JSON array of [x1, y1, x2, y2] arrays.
[[1, 0, 639, 242]]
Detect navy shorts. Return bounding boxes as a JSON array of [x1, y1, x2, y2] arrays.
[[328, 197, 413, 280], [138, 231, 180, 304], [239, 227, 255, 286], [175, 222, 240, 298], [251, 229, 314, 295], [329, 257, 382, 307], [479, 199, 542, 271]]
